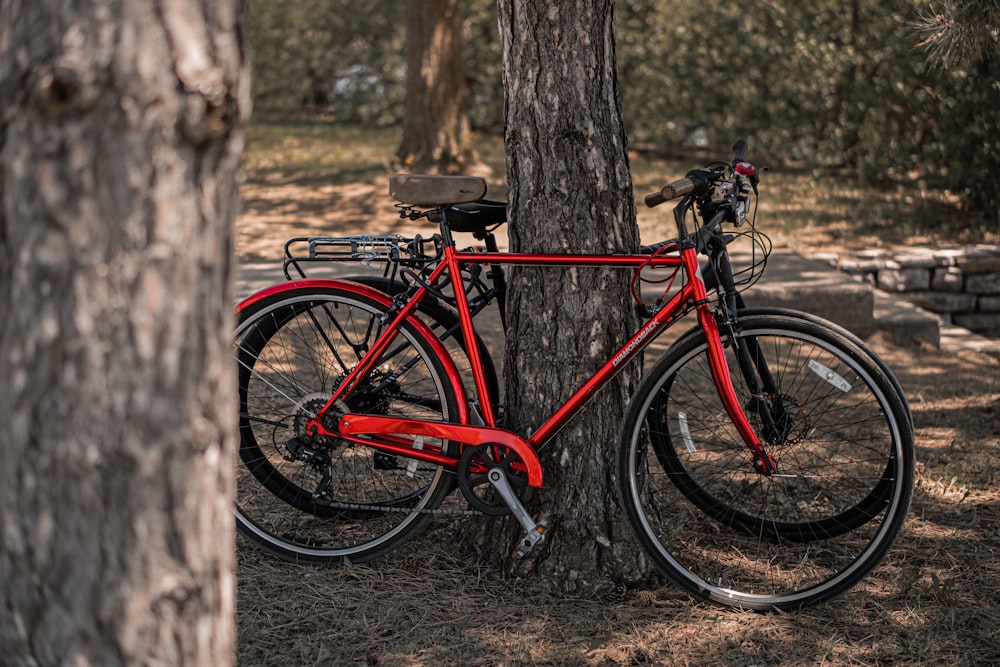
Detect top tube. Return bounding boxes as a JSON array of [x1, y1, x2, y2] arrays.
[[451, 249, 682, 269]]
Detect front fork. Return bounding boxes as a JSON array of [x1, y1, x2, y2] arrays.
[[698, 305, 778, 474], [716, 307, 791, 448], [680, 239, 778, 475], [703, 238, 791, 453]]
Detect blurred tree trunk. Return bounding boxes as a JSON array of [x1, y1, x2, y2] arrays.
[[394, 0, 485, 175], [0, 1, 246, 664], [464, 0, 650, 596]]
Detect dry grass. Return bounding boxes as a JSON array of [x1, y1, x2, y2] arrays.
[[236, 120, 1000, 666]]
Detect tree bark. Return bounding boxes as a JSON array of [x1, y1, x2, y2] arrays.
[[467, 0, 650, 595], [0, 1, 247, 664], [394, 0, 484, 175]]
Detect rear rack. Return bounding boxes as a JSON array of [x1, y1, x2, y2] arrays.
[[282, 234, 443, 280]]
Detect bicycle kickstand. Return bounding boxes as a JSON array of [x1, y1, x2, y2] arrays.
[[486, 468, 547, 557]]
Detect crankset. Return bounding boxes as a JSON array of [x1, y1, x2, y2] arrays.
[[456, 443, 535, 516]]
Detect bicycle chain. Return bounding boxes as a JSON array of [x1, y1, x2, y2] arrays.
[[310, 495, 480, 517]]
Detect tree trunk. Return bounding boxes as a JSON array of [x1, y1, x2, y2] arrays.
[[0, 1, 246, 664], [466, 0, 650, 595], [394, 0, 484, 175]]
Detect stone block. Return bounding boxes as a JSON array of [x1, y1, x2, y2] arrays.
[[808, 252, 840, 266], [877, 267, 932, 292], [893, 250, 941, 268], [966, 273, 1000, 295], [838, 258, 886, 275], [932, 249, 964, 266], [956, 251, 1000, 273], [872, 290, 940, 347], [723, 247, 876, 338], [855, 249, 890, 260], [931, 266, 964, 293], [904, 291, 977, 313], [953, 312, 1000, 336], [978, 296, 1000, 312]]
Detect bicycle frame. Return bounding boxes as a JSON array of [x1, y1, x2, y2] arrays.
[[232, 146, 914, 606], [299, 207, 775, 489]]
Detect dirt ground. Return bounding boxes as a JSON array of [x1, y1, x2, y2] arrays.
[[234, 162, 1000, 666]]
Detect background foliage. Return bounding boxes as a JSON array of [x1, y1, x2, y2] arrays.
[[247, 0, 1000, 221]]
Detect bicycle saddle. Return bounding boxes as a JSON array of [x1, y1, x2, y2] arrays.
[[446, 199, 508, 233], [390, 174, 487, 206]]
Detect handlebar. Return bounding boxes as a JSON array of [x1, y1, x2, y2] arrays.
[[644, 140, 754, 208], [643, 177, 696, 207]]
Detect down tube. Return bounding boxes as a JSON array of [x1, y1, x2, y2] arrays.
[[526, 285, 695, 449]]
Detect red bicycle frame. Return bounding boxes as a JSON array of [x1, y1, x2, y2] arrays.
[[302, 231, 774, 488]]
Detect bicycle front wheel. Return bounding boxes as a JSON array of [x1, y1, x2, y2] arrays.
[[618, 313, 914, 611], [234, 284, 462, 564]]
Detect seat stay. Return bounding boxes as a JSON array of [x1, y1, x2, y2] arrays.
[[442, 243, 500, 426]]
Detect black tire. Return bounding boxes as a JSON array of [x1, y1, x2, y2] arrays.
[[618, 313, 914, 611], [234, 284, 462, 564]]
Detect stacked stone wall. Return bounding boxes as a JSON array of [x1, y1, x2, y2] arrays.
[[819, 245, 1000, 338]]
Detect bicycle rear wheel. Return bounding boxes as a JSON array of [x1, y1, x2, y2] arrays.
[[618, 313, 914, 611], [234, 284, 462, 564]]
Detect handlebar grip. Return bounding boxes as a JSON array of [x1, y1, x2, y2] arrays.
[[732, 139, 748, 164], [644, 177, 695, 207], [644, 191, 667, 207]]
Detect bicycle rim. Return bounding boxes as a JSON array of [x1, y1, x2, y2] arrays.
[[619, 314, 914, 611], [234, 285, 460, 563]]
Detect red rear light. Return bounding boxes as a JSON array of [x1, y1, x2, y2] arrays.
[[734, 162, 755, 177]]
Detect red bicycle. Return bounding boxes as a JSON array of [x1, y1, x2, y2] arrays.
[[234, 142, 914, 611]]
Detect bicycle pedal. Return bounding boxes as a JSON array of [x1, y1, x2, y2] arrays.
[[515, 525, 546, 558]]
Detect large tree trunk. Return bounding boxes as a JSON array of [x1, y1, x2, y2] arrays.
[[394, 0, 483, 175], [0, 1, 246, 664], [467, 0, 650, 595]]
